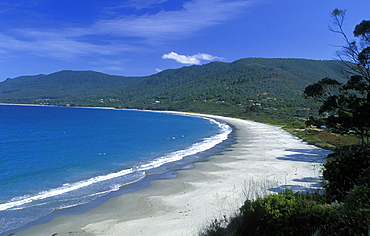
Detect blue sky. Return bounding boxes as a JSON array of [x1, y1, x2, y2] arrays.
[[0, 0, 369, 81]]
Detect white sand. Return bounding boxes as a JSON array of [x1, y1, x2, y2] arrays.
[[13, 114, 331, 236]]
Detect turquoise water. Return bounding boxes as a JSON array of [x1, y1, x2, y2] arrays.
[[0, 105, 231, 234]]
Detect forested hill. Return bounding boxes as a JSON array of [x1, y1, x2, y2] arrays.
[[0, 58, 346, 117]]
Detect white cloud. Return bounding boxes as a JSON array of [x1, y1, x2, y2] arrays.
[[0, 0, 255, 62], [93, 0, 255, 40], [0, 30, 138, 60], [162, 52, 223, 64]]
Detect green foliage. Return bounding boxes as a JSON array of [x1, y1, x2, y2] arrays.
[[305, 116, 325, 128], [200, 189, 335, 236], [328, 185, 370, 235], [304, 76, 370, 142], [304, 10, 370, 150], [354, 20, 370, 38], [235, 189, 331, 236], [323, 151, 370, 201], [200, 188, 370, 236], [343, 185, 370, 210]]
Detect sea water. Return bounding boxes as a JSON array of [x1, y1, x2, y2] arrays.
[[0, 105, 231, 234]]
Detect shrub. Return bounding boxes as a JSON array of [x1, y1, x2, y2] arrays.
[[234, 189, 333, 236], [199, 215, 231, 236], [332, 185, 370, 235], [322, 151, 370, 201], [200, 187, 370, 236]]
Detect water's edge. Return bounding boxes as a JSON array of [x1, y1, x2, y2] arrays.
[[0, 106, 235, 236]]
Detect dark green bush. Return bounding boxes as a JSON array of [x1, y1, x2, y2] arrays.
[[333, 185, 370, 235], [322, 151, 370, 201], [233, 189, 333, 236], [200, 187, 370, 236]]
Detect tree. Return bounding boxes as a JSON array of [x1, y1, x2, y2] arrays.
[[304, 9, 370, 150]]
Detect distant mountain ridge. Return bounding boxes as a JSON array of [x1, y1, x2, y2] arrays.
[[0, 70, 144, 99], [0, 58, 347, 115]]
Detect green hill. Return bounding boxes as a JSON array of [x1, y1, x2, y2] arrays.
[[0, 70, 144, 103], [0, 58, 346, 117]]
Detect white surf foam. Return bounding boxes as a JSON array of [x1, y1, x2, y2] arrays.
[[138, 117, 232, 171], [0, 168, 144, 211]]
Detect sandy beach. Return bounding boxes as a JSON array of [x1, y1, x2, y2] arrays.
[[12, 114, 331, 236]]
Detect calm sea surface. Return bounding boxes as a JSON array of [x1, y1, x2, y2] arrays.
[[0, 105, 231, 234]]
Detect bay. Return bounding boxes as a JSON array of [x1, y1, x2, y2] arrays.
[[0, 105, 231, 234]]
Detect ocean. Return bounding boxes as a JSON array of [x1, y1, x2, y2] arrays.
[[0, 105, 232, 234]]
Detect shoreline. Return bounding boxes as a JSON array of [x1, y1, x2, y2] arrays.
[[9, 112, 332, 236], [0, 105, 231, 235]]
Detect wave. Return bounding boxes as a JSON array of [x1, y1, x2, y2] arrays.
[[138, 117, 231, 171], [0, 168, 144, 211], [0, 170, 146, 234], [0, 116, 232, 234]]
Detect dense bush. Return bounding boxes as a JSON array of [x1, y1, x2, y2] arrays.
[[322, 151, 370, 201], [200, 189, 334, 236], [234, 189, 333, 236], [333, 185, 370, 235], [200, 188, 370, 236]]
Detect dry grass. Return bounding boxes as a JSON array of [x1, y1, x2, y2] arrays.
[[288, 128, 360, 150]]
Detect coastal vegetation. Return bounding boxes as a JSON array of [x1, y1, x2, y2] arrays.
[[199, 188, 368, 236], [200, 10, 370, 235]]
